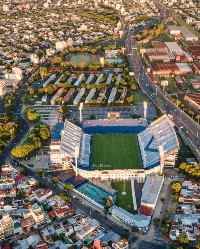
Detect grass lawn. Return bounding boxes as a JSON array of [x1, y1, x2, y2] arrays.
[[133, 91, 149, 104], [112, 181, 134, 213], [70, 54, 91, 63], [69, 54, 100, 64], [92, 134, 141, 170]]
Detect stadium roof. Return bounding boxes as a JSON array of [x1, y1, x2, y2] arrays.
[[138, 115, 179, 169], [60, 120, 82, 158], [140, 175, 164, 205]]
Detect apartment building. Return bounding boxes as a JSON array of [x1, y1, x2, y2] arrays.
[[0, 215, 15, 242], [30, 203, 45, 225], [0, 80, 7, 97]]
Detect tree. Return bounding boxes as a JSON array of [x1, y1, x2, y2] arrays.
[[132, 225, 139, 234], [90, 114, 96, 120], [178, 234, 189, 244], [51, 176, 59, 184], [36, 168, 44, 176], [161, 197, 165, 203], [195, 115, 200, 125], [106, 199, 111, 207], [153, 217, 160, 227], [196, 242, 200, 249], [19, 167, 27, 176], [161, 227, 169, 234], [171, 193, 179, 200], [64, 184, 74, 192], [59, 194, 70, 202], [166, 208, 173, 215], [171, 182, 182, 193], [40, 67, 48, 78], [24, 108, 40, 123], [28, 88, 34, 95]]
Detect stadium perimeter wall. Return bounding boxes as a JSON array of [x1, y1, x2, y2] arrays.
[[72, 165, 161, 183]]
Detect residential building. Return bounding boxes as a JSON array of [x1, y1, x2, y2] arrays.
[[0, 215, 15, 242], [0, 179, 15, 190], [30, 203, 45, 225], [0, 80, 7, 97]]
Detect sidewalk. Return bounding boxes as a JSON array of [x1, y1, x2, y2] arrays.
[[131, 179, 137, 210]]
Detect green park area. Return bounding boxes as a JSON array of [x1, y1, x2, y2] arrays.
[[92, 134, 141, 170], [133, 91, 149, 104], [112, 181, 134, 213]]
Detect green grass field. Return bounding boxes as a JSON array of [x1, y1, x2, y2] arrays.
[[68, 54, 100, 64], [133, 91, 149, 104], [112, 181, 134, 213], [70, 54, 91, 63], [92, 134, 141, 170]]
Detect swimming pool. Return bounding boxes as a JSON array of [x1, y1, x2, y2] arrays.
[[106, 58, 122, 64], [76, 182, 115, 206]]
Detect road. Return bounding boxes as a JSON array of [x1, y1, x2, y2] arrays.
[[125, 14, 200, 161]]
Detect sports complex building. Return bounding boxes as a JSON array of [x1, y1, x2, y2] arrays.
[[50, 114, 179, 182]]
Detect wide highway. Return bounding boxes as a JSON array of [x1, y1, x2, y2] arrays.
[[125, 26, 200, 161]]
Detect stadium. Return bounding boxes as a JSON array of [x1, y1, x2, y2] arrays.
[[51, 113, 179, 183]]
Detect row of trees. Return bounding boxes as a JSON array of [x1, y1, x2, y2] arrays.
[[0, 114, 21, 155], [179, 163, 200, 179], [11, 122, 50, 159], [136, 22, 164, 41], [4, 93, 17, 112], [79, 9, 119, 26], [171, 98, 197, 118]]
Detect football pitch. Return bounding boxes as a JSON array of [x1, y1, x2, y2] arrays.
[[112, 181, 134, 213], [92, 134, 141, 170]]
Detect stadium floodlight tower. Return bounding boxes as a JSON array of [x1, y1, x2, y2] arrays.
[[79, 102, 83, 123], [159, 145, 164, 175], [74, 146, 80, 177], [143, 101, 147, 120]]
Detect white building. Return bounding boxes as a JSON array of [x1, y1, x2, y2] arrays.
[[0, 179, 15, 190], [55, 41, 68, 51], [3, 5, 9, 12], [30, 203, 44, 225], [5, 67, 23, 81], [0, 215, 15, 242], [30, 54, 40, 64], [109, 206, 151, 232], [0, 80, 6, 97]]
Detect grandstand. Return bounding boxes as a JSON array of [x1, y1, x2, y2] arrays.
[[60, 120, 91, 167], [82, 118, 148, 134], [138, 115, 179, 170]]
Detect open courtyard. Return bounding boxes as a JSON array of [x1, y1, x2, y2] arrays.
[[91, 134, 142, 170]]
